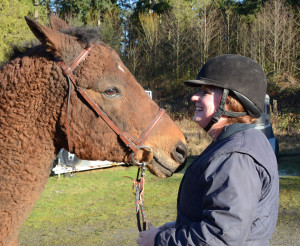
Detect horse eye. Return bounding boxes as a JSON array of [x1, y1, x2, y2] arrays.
[[104, 87, 120, 97]]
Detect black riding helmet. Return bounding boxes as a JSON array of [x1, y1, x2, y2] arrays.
[[184, 54, 267, 131]]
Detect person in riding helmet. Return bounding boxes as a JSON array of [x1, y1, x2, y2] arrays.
[[137, 54, 279, 246]]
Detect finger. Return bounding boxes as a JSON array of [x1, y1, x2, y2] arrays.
[[136, 237, 143, 244]]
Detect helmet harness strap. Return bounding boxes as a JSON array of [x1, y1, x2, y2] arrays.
[[204, 89, 247, 132]]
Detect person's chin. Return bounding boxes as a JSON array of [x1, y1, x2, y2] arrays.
[[193, 115, 200, 124], [193, 117, 206, 128]]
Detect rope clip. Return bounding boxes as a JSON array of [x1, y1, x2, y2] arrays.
[[131, 146, 153, 166]]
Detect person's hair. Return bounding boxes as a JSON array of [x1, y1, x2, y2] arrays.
[[225, 93, 258, 124]]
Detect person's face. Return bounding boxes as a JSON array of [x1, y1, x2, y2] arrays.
[[191, 86, 223, 129]]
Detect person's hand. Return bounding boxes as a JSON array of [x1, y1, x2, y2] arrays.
[[159, 221, 176, 230], [136, 223, 160, 246]]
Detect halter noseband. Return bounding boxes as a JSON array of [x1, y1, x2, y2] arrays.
[[57, 44, 165, 164]]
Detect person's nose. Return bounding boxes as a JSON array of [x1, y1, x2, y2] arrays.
[[191, 93, 201, 102]]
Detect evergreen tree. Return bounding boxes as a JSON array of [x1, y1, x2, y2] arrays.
[[0, 0, 48, 64]]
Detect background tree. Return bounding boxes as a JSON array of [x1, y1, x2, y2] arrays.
[[253, 0, 299, 76], [137, 12, 161, 88], [0, 0, 47, 63], [1, 0, 299, 111]]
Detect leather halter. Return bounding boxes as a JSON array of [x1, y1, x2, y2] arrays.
[[57, 44, 165, 162]]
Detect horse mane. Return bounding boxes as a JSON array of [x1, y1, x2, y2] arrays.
[[0, 41, 38, 68], [1, 26, 103, 67]]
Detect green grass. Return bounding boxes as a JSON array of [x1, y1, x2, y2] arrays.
[[19, 165, 183, 246], [271, 176, 300, 246], [19, 157, 300, 246]]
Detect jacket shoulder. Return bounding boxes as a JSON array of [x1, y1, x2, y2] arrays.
[[215, 128, 277, 176]]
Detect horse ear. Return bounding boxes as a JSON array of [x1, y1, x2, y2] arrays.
[[49, 12, 71, 31], [25, 16, 71, 58]]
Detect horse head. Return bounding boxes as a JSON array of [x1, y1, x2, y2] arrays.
[[26, 15, 187, 178]]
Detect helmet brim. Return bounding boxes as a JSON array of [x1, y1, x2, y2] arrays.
[[184, 78, 228, 89]]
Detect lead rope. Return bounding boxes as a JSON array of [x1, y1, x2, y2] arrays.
[[135, 163, 147, 231], [65, 76, 73, 152], [124, 146, 153, 231]]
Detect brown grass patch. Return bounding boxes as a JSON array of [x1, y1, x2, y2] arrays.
[[175, 118, 212, 156]]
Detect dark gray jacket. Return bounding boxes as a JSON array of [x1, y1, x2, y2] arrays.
[[155, 124, 279, 246]]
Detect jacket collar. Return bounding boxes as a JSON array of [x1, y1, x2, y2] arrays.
[[217, 123, 255, 141]]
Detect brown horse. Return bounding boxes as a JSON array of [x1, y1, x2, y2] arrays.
[[0, 15, 187, 246]]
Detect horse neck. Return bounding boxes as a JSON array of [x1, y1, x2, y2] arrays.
[[0, 55, 66, 166]]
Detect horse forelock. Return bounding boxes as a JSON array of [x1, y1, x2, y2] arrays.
[[61, 26, 103, 47]]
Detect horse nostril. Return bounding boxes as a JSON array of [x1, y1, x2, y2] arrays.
[[173, 142, 188, 164]]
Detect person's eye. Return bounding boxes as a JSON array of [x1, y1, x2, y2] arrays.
[[202, 90, 211, 95], [103, 87, 120, 98]]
